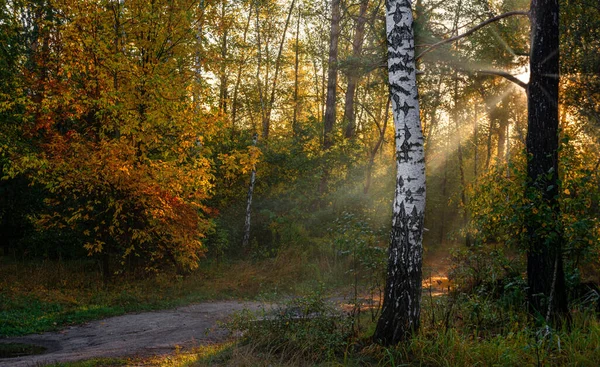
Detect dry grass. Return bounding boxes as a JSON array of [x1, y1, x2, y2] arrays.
[[0, 249, 313, 336]]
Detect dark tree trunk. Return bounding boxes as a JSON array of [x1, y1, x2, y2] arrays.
[[101, 252, 110, 285], [231, 9, 252, 136], [485, 116, 494, 171], [497, 119, 507, 164], [473, 103, 479, 178], [292, 5, 301, 134], [343, 0, 369, 139], [323, 0, 341, 150], [423, 76, 443, 156], [255, 5, 267, 139], [265, 0, 296, 136], [319, 0, 342, 196], [439, 136, 448, 245], [453, 81, 467, 226], [365, 97, 390, 194], [218, 1, 228, 113], [526, 0, 569, 323]]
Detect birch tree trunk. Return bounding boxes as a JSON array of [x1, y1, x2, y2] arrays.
[[242, 133, 259, 248], [374, 0, 426, 345]]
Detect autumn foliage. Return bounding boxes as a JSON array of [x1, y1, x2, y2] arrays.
[[1, 0, 232, 274]]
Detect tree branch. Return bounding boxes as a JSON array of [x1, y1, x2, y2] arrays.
[[471, 69, 528, 89], [416, 10, 530, 61]]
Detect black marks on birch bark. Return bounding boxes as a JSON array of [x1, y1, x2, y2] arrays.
[[374, 0, 426, 345], [389, 62, 415, 74], [390, 82, 411, 96]]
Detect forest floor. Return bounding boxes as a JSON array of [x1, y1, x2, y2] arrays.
[[0, 250, 453, 366], [0, 280, 452, 367]]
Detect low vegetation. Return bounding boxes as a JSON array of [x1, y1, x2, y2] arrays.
[[0, 250, 315, 337], [42, 295, 600, 367], [3, 244, 600, 366]]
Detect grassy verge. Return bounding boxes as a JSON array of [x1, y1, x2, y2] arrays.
[[0, 248, 336, 337], [46, 298, 600, 367]]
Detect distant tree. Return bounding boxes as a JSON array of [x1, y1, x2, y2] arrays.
[[343, 0, 370, 139], [323, 0, 342, 150]]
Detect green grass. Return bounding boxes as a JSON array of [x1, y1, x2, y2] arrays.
[[0, 249, 319, 337], [45, 358, 129, 367], [4, 250, 600, 367], [47, 302, 600, 367]]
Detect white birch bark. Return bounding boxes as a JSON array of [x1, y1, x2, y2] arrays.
[[242, 133, 258, 248], [374, 0, 426, 345]]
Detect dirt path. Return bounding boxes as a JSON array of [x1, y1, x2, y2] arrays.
[[0, 273, 452, 367], [0, 301, 265, 367]]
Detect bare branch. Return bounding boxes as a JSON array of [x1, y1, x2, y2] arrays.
[[429, 66, 528, 89], [416, 10, 530, 61], [472, 69, 528, 89]]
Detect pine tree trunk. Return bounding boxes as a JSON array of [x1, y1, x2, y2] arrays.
[[265, 0, 296, 134], [343, 0, 369, 139], [374, 0, 425, 345], [526, 0, 569, 323], [365, 97, 390, 194], [473, 103, 479, 178], [497, 119, 507, 164], [292, 5, 301, 134], [453, 88, 467, 226], [485, 116, 494, 171], [319, 0, 342, 196], [231, 9, 252, 136], [323, 0, 341, 150], [439, 137, 448, 244], [218, 1, 228, 113], [255, 5, 267, 139]]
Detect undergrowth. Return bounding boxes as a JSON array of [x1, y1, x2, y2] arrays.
[[57, 294, 599, 367], [177, 297, 600, 367], [0, 248, 326, 337]]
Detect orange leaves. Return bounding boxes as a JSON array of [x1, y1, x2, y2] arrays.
[[34, 134, 213, 273], [5, 0, 226, 275]]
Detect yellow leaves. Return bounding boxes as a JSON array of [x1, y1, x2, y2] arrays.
[[532, 208, 539, 215], [10, 0, 221, 275], [84, 240, 104, 255], [564, 188, 570, 195], [218, 147, 262, 181]]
